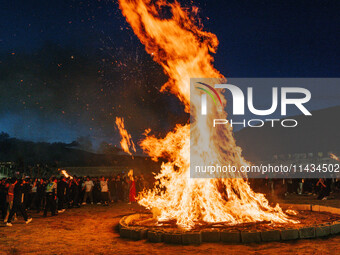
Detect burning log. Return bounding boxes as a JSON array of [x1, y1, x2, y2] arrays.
[[158, 219, 178, 225]]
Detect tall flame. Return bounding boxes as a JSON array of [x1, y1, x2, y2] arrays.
[[119, 0, 294, 229], [115, 117, 136, 156]]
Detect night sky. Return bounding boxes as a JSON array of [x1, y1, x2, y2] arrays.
[[0, 0, 339, 150]]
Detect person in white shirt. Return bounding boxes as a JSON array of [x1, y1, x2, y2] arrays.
[[100, 177, 109, 206], [82, 177, 94, 205]]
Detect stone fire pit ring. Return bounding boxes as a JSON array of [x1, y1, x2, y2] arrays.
[[119, 204, 340, 244]]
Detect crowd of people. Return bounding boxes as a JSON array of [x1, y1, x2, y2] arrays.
[[1, 173, 339, 227], [0, 172, 149, 227], [250, 178, 340, 200]]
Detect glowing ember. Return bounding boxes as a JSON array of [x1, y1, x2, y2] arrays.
[[330, 153, 340, 162], [119, 0, 296, 229], [115, 117, 136, 156]]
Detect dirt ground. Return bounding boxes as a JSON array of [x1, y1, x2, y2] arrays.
[[1, 195, 339, 255]]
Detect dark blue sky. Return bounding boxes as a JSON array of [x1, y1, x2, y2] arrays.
[[0, 0, 339, 149]]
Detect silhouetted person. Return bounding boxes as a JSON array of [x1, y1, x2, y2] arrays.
[[70, 178, 80, 208], [116, 175, 123, 201], [36, 179, 45, 213], [6, 179, 32, 226], [316, 178, 327, 200], [0, 179, 8, 221], [44, 177, 57, 216], [57, 177, 67, 212]]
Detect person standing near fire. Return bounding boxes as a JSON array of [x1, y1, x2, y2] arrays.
[[128, 170, 136, 204], [82, 176, 94, 205], [115, 175, 123, 201], [44, 177, 57, 216], [57, 176, 67, 213], [316, 178, 327, 200], [36, 178, 45, 213], [100, 176, 109, 206], [6, 178, 32, 226], [70, 177, 80, 208], [0, 179, 8, 221], [4, 178, 16, 222]]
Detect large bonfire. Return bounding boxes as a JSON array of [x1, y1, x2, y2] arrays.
[[118, 0, 294, 229]]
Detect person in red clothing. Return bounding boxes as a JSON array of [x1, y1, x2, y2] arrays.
[[128, 170, 136, 204], [4, 178, 16, 222]]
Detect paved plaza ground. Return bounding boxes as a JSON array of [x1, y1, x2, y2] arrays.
[[1, 195, 339, 254]]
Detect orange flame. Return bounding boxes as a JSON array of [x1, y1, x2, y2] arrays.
[[330, 153, 340, 161], [60, 169, 73, 179], [119, 0, 295, 229], [115, 117, 136, 156]]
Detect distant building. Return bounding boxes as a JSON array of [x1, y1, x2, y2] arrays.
[[0, 162, 15, 178]]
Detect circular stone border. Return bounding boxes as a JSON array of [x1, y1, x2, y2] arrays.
[[118, 204, 340, 244]]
